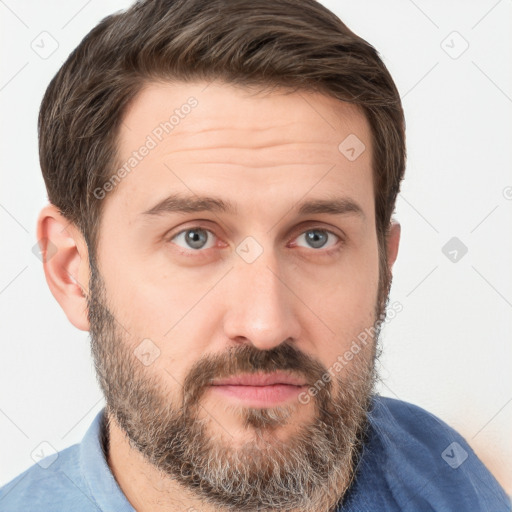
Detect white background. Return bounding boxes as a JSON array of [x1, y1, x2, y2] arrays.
[[1, 0, 511, 496]]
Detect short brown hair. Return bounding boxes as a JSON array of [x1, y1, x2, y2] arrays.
[[39, 0, 406, 278]]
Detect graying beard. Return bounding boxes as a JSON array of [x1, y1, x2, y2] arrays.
[[90, 264, 379, 512]]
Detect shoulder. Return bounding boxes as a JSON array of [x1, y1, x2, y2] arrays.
[[347, 395, 511, 511], [369, 394, 465, 445], [0, 443, 99, 512]]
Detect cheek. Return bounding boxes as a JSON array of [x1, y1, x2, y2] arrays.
[[98, 245, 203, 333], [302, 240, 379, 360], [99, 268, 217, 385]]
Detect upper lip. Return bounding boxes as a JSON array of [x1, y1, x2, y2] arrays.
[[211, 371, 307, 387]]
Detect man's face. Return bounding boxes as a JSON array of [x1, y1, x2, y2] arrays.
[[88, 81, 385, 511]]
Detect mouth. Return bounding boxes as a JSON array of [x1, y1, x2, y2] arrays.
[[209, 371, 308, 407]]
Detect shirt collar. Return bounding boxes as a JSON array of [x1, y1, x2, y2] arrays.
[[79, 408, 135, 511]]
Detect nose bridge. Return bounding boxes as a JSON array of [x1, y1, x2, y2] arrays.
[[223, 240, 300, 350]]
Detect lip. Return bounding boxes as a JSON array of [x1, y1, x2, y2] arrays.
[[209, 372, 308, 407], [211, 371, 307, 387]]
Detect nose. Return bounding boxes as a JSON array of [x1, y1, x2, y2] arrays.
[[222, 250, 301, 351]]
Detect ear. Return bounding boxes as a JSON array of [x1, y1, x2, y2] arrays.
[[386, 219, 401, 271], [36, 204, 91, 331]]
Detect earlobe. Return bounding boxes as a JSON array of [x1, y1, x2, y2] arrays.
[[386, 219, 401, 270], [36, 205, 91, 331]]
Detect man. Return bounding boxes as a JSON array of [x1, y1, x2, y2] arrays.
[[0, 0, 509, 510]]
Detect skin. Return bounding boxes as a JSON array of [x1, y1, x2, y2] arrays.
[[37, 80, 400, 511]]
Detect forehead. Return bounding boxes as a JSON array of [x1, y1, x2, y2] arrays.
[[105, 80, 374, 223]]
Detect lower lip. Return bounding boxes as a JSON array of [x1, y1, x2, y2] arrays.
[[209, 384, 306, 407]]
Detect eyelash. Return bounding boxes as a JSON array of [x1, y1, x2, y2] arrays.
[[166, 225, 344, 258]]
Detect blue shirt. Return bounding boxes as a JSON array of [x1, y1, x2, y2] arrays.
[[1, 396, 510, 511]]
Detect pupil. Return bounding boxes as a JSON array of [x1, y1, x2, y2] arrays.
[[307, 230, 327, 248], [187, 229, 207, 249]]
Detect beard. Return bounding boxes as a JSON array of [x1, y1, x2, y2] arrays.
[[87, 256, 390, 512]]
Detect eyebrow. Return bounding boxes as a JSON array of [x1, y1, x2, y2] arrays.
[[297, 197, 364, 218], [142, 194, 238, 216], [141, 193, 364, 219]]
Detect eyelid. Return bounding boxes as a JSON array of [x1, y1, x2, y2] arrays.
[[164, 220, 217, 242], [287, 218, 345, 241]]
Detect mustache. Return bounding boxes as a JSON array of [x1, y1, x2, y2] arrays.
[[181, 342, 329, 408]]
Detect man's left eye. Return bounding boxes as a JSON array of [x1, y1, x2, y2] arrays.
[[294, 229, 339, 250]]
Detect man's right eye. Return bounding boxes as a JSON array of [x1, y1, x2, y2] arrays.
[[169, 227, 217, 251]]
